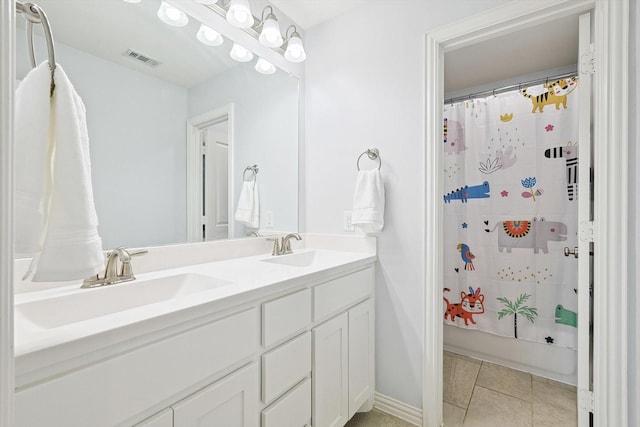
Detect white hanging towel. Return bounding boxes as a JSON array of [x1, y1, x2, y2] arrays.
[[352, 169, 385, 232], [15, 61, 104, 282], [234, 180, 260, 228]]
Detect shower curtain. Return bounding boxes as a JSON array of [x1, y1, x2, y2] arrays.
[[442, 77, 579, 349]]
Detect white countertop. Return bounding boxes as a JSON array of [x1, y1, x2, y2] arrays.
[[14, 237, 376, 388]]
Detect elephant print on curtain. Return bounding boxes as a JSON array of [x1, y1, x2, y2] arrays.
[[442, 77, 579, 349]]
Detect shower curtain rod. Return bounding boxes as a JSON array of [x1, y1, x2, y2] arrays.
[[444, 71, 578, 105]]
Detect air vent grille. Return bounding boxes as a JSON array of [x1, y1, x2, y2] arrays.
[[123, 49, 160, 67]]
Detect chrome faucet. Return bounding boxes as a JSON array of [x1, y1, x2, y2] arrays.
[[82, 247, 148, 288], [266, 237, 282, 256], [280, 233, 302, 255], [266, 233, 302, 256]]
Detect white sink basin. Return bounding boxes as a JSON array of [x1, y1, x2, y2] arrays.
[[260, 250, 318, 267], [15, 273, 232, 330]]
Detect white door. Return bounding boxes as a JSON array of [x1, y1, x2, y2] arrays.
[[575, 12, 594, 427], [172, 364, 259, 427], [201, 121, 229, 241], [312, 313, 348, 427]]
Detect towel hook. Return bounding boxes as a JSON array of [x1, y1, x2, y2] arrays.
[[243, 164, 259, 181], [357, 148, 381, 171]]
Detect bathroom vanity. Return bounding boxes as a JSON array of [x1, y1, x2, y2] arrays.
[[13, 235, 376, 427]]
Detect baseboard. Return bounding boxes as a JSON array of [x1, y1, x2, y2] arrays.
[[373, 392, 422, 426]]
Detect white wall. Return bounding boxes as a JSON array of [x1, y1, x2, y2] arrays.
[[189, 64, 299, 237], [16, 37, 189, 250], [304, 0, 509, 408], [629, 0, 639, 425]]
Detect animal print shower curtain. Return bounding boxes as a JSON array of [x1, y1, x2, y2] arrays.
[[442, 77, 579, 349]]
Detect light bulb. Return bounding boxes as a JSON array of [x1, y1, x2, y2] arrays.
[[229, 43, 253, 62], [234, 9, 248, 22], [157, 2, 188, 27], [226, 0, 254, 28], [284, 34, 306, 62], [255, 57, 276, 74], [166, 7, 180, 20], [197, 24, 223, 46], [259, 16, 283, 48]]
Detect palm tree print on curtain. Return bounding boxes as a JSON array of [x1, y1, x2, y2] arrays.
[[497, 293, 538, 339]]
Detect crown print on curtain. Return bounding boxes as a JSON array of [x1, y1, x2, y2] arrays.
[[442, 77, 580, 349]]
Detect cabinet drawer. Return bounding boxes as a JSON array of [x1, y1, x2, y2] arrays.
[[262, 332, 311, 404], [15, 308, 259, 427], [313, 267, 374, 321], [262, 288, 311, 347], [261, 378, 311, 427]]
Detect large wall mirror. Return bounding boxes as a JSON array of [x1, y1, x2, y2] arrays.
[[16, 0, 299, 249]]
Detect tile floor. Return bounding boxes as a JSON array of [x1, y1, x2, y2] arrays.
[[443, 351, 578, 427], [345, 351, 577, 427]]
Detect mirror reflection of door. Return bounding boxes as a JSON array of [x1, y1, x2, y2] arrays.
[[201, 120, 229, 241]]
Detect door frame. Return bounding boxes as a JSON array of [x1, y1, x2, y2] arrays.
[[186, 104, 234, 242], [0, 2, 15, 427], [423, 1, 629, 426]]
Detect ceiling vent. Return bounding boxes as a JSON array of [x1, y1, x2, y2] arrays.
[[123, 49, 160, 67]]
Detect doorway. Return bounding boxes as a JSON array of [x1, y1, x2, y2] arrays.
[[423, 2, 629, 427], [187, 105, 234, 242]]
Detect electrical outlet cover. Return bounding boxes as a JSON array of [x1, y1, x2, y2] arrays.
[[343, 211, 355, 232]]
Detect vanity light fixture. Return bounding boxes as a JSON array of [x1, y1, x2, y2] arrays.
[[197, 23, 224, 46], [283, 25, 306, 63], [257, 6, 283, 48], [226, 0, 254, 29], [229, 43, 254, 62], [157, 1, 188, 27], [255, 57, 276, 74]]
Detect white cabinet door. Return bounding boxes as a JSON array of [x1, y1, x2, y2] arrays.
[[173, 363, 259, 427], [348, 298, 374, 418], [135, 408, 173, 427], [312, 313, 348, 427]]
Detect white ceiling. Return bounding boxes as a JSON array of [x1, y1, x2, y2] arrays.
[[269, 0, 368, 30], [444, 14, 580, 94]]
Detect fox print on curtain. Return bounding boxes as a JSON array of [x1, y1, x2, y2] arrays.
[[442, 77, 579, 349]]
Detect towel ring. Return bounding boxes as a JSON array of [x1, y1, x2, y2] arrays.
[[357, 148, 381, 171], [243, 164, 259, 181], [16, 2, 57, 96]]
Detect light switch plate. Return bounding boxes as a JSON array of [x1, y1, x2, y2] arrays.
[[265, 211, 274, 227]]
